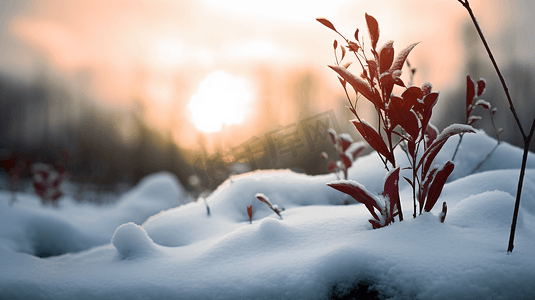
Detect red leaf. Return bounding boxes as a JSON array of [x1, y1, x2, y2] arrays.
[[255, 193, 272, 207], [328, 128, 337, 145], [379, 40, 395, 74], [316, 18, 337, 32], [421, 92, 440, 130], [365, 13, 380, 50], [338, 133, 354, 152], [351, 119, 394, 165], [346, 142, 366, 161], [388, 96, 419, 140], [424, 161, 454, 212], [419, 168, 437, 213], [367, 59, 378, 81], [423, 92, 440, 111], [333, 39, 338, 49], [390, 43, 419, 71], [247, 205, 253, 224], [466, 75, 476, 114], [477, 78, 486, 97], [383, 167, 400, 224], [401, 86, 423, 109], [328, 161, 337, 172], [329, 65, 381, 108], [425, 124, 439, 146], [418, 124, 475, 176], [340, 45, 346, 61], [467, 115, 482, 125], [354, 28, 360, 41], [327, 180, 382, 220], [369, 219, 382, 229], [341, 152, 352, 169], [474, 99, 491, 110]]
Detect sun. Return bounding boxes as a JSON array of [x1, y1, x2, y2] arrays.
[[188, 71, 253, 133]]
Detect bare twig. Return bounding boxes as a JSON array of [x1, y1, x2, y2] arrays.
[[458, 0, 535, 253]]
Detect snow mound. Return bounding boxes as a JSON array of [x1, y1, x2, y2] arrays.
[[1, 130, 535, 299], [448, 191, 521, 230], [112, 222, 157, 259]]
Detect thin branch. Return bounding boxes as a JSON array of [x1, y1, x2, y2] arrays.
[[458, 0, 534, 253], [451, 133, 464, 161], [458, 0, 526, 138]]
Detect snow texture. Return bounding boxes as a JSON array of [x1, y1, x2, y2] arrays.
[[1, 132, 535, 299]]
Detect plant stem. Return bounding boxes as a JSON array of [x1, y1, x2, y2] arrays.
[[508, 119, 535, 252], [471, 141, 500, 173], [452, 133, 464, 161]]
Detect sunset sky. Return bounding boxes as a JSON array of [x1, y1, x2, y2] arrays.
[[0, 0, 532, 153]]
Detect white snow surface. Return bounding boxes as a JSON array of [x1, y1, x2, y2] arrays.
[[1, 131, 535, 299]]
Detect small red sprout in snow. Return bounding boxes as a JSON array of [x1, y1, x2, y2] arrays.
[[255, 193, 284, 220], [453, 75, 502, 162], [32, 163, 65, 206], [247, 205, 253, 224], [322, 129, 365, 180]]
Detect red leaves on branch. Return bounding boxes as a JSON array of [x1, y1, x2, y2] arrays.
[[32, 163, 65, 206], [320, 12, 470, 226], [323, 129, 365, 180]]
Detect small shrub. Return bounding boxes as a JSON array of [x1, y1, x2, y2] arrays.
[[322, 129, 365, 180], [32, 163, 65, 206], [452, 75, 503, 173], [318, 13, 474, 226]]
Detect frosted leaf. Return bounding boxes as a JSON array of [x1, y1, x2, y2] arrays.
[[328, 179, 385, 211], [338, 133, 354, 143], [255, 193, 273, 206], [436, 124, 476, 142]]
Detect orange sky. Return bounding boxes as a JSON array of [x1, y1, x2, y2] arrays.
[[1, 0, 530, 153]]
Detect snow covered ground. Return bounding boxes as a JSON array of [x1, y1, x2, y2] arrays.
[[1, 130, 535, 300]]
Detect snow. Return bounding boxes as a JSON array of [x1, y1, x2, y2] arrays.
[[1, 131, 535, 299]]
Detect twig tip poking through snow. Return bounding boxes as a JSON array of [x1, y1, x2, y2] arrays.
[[439, 202, 447, 223], [255, 193, 284, 219], [247, 205, 253, 224], [112, 222, 157, 260]]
